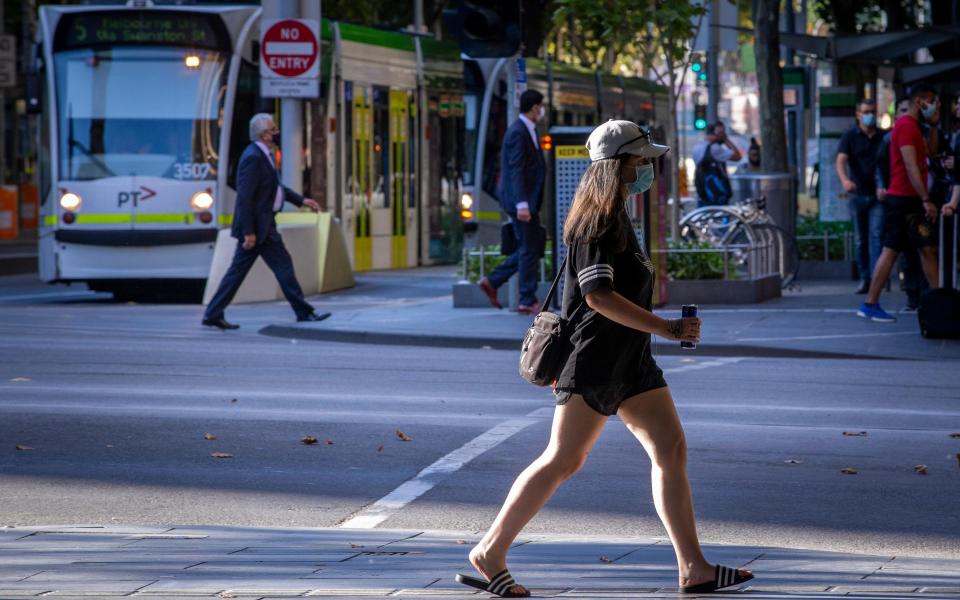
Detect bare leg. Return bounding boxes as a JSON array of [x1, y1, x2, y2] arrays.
[[866, 247, 900, 304], [617, 386, 751, 587], [919, 246, 939, 288], [470, 396, 607, 595]]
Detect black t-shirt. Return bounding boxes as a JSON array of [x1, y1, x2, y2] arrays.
[[557, 222, 658, 388], [837, 125, 883, 195]]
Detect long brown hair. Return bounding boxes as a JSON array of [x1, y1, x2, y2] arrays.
[[562, 157, 630, 251]]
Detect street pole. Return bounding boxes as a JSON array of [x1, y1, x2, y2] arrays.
[[263, 0, 305, 197], [414, 0, 424, 32], [784, 0, 795, 66], [706, 0, 719, 125]]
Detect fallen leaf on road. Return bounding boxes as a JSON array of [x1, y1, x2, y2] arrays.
[[325, 439, 334, 445], [204, 433, 217, 441], [302, 436, 318, 445], [784, 459, 803, 464], [230, 398, 238, 403], [210, 452, 233, 459], [217, 593, 237, 599], [950, 432, 960, 439], [376, 445, 384, 453], [350, 543, 364, 548], [455, 539, 467, 545], [15, 445, 33, 451], [843, 431, 867, 437], [914, 465, 928, 475], [599, 556, 611, 562], [396, 430, 412, 442], [841, 467, 858, 475]]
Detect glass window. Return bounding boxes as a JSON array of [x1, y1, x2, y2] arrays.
[[227, 59, 258, 188], [55, 46, 226, 181], [372, 85, 389, 209]]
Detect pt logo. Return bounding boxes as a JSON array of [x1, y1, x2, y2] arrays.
[[117, 186, 156, 208]]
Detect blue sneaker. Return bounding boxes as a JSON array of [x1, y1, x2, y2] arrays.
[[857, 302, 896, 323]]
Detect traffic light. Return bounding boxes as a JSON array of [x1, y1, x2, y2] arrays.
[[692, 56, 707, 83], [694, 104, 707, 130], [443, 1, 521, 58]]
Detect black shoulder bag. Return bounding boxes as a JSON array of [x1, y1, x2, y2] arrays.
[[518, 258, 584, 386]]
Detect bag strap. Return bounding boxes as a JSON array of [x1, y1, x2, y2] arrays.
[[541, 256, 567, 310]]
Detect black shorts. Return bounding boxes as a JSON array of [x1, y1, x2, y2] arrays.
[[882, 194, 937, 252], [554, 371, 668, 417]]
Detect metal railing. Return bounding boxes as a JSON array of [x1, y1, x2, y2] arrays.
[[461, 247, 550, 282], [651, 239, 780, 281], [795, 231, 854, 262]]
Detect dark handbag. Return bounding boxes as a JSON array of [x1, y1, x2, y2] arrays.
[[501, 221, 547, 257], [518, 257, 582, 386]]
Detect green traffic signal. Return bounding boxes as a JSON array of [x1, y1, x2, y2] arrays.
[[694, 118, 707, 130], [698, 72, 707, 81], [692, 62, 702, 73]]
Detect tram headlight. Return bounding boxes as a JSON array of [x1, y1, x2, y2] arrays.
[[184, 54, 201, 69], [59, 191, 82, 212], [191, 190, 214, 211], [460, 192, 474, 210]]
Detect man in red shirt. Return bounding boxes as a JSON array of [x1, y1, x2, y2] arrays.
[[858, 84, 941, 322]]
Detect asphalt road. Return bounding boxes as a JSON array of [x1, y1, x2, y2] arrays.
[[0, 276, 958, 561]]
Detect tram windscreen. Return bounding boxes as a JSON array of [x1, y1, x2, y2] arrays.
[[55, 47, 226, 181]]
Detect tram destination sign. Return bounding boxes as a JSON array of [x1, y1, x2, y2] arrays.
[[54, 11, 228, 51], [260, 19, 320, 99]]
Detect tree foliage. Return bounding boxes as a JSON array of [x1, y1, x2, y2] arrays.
[[811, 0, 921, 34]]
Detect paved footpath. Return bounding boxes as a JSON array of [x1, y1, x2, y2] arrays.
[[1, 525, 959, 599]]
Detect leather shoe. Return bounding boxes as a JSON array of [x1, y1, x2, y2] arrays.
[[298, 311, 331, 323], [517, 302, 541, 315], [202, 317, 239, 330], [478, 277, 502, 309]]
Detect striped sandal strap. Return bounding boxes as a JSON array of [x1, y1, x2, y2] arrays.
[[715, 564, 739, 589], [487, 569, 517, 596]]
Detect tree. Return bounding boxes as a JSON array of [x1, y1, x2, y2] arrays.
[[752, 0, 787, 173]]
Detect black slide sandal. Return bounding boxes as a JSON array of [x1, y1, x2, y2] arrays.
[[455, 568, 530, 597], [680, 564, 754, 593]]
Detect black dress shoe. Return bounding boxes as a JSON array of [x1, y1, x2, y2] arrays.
[[202, 317, 239, 330], [297, 311, 331, 323]]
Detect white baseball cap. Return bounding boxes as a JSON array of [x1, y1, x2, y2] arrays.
[[586, 119, 670, 162]]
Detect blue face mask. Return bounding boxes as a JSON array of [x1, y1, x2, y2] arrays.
[[861, 113, 876, 128], [627, 163, 655, 195]]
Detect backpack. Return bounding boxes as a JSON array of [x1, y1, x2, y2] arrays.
[[694, 142, 733, 206]]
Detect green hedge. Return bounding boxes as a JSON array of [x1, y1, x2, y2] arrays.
[[461, 246, 554, 283], [667, 240, 726, 280], [796, 215, 851, 261]]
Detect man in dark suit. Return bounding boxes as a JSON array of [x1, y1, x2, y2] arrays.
[[202, 113, 330, 329], [479, 89, 547, 314]]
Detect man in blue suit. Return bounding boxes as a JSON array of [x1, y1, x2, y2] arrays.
[[479, 90, 547, 314], [202, 113, 330, 329]]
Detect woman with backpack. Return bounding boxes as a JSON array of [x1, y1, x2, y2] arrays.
[[455, 120, 754, 597]]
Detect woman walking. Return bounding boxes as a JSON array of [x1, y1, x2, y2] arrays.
[[456, 120, 754, 597]]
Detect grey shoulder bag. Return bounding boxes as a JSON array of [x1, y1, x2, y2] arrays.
[[518, 258, 584, 386]]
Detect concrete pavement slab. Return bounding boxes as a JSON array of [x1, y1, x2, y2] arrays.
[[0, 525, 957, 598], [259, 271, 960, 361]]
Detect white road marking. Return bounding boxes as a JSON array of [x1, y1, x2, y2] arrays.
[[0, 290, 103, 302], [736, 331, 915, 342], [338, 358, 743, 530], [338, 412, 542, 529]]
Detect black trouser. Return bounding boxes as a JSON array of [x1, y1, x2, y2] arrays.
[[488, 213, 541, 306], [204, 227, 314, 320]]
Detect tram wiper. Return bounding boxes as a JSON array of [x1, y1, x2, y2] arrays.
[[65, 103, 115, 178]]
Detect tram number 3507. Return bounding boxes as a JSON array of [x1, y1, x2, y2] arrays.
[[173, 163, 212, 180]]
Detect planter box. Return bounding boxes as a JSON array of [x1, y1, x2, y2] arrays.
[[666, 274, 781, 305], [798, 260, 856, 281], [453, 279, 553, 309]]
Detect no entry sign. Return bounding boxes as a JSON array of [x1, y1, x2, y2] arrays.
[[260, 18, 319, 98]]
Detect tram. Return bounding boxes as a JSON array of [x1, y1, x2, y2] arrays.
[[34, 2, 667, 298], [459, 57, 671, 246]]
